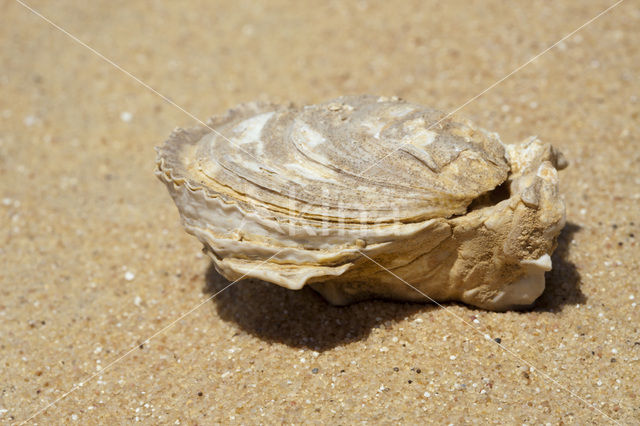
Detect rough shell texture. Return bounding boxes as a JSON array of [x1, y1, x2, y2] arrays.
[[156, 95, 567, 311]]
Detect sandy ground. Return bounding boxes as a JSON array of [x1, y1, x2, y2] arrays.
[[1, 0, 639, 424]]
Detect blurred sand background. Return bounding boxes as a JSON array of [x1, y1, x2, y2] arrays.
[[1, 0, 639, 423]]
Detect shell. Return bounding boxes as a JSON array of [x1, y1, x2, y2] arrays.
[[156, 95, 567, 311]]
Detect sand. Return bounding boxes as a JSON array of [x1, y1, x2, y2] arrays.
[[1, 0, 638, 424]]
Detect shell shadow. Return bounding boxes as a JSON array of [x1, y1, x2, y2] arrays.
[[203, 222, 584, 350], [533, 221, 586, 312], [203, 266, 432, 351]]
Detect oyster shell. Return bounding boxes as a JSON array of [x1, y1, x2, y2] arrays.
[[156, 95, 567, 311]]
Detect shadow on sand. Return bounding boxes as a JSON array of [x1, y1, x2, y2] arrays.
[[532, 221, 586, 312], [204, 265, 433, 351], [204, 221, 584, 350]]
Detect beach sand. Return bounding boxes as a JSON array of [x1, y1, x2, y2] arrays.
[[1, 0, 638, 423]]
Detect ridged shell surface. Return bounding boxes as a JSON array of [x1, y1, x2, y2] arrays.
[[164, 95, 508, 222]]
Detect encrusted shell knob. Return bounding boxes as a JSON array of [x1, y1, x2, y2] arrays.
[[156, 95, 567, 311]]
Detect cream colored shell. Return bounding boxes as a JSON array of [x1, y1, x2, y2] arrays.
[[156, 95, 567, 311]]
